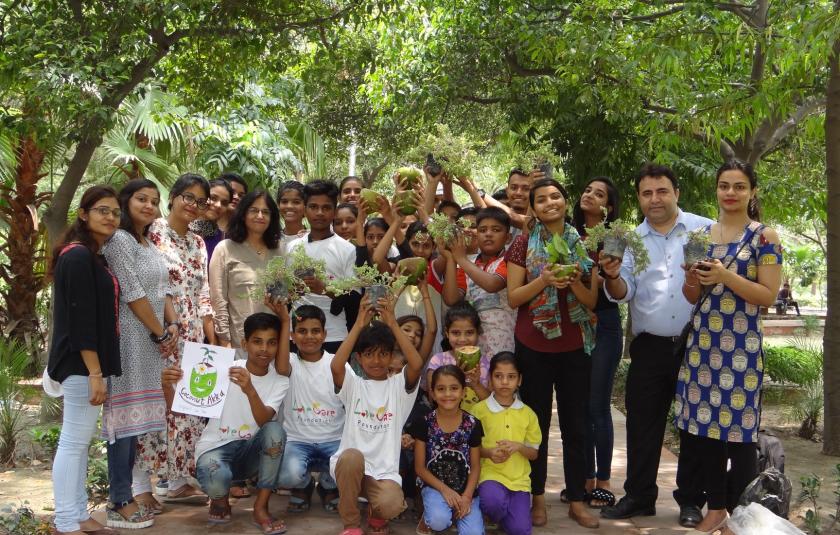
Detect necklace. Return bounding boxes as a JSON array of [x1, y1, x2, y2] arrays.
[[246, 240, 267, 256]]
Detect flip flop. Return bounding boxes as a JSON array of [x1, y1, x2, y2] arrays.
[[252, 518, 287, 535]]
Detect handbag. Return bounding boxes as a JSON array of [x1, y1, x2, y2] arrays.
[[673, 223, 764, 358]]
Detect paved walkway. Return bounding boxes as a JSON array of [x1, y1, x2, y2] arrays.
[[96, 408, 689, 534]]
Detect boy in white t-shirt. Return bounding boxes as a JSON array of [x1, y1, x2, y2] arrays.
[[329, 294, 424, 535], [161, 311, 290, 533], [287, 179, 359, 353], [274, 305, 345, 514]]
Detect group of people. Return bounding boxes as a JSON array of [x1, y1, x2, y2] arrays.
[[46, 157, 782, 535]]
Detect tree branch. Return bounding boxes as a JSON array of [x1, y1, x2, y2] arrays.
[[754, 97, 826, 161], [504, 51, 555, 77], [620, 6, 685, 22], [457, 94, 504, 105]]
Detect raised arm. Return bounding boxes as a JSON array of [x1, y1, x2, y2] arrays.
[[380, 294, 423, 388], [265, 297, 291, 376], [417, 278, 437, 362], [331, 295, 374, 389], [482, 195, 531, 230]]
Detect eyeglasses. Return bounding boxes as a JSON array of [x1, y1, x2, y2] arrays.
[[89, 206, 122, 219], [179, 193, 209, 211], [209, 195, 230, 207], [247, 208, 272, 217]]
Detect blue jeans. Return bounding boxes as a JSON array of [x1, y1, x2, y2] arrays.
[[52, 376, 101, 532], [585, 307, 623, 481], [195, 422, 287, 499], [421, 486, 483, 535], [107, 436, 136, 506], [276, 439, 339, 490]]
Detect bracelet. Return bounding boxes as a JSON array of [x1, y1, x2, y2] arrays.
[[602, 271, 619, 280], [150, 329, 172, 344], [89, 372, 103, 378]]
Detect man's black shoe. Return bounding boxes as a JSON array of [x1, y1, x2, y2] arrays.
[[600, 496, 656, 519], [679, 505, 703, 528]]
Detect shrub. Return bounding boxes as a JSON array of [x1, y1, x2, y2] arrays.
[[32, 425, 61, 457], [764, 344, 822, 386], [791, 378, 823, 441], [0, 338, 31, 465], [0, 503, 52, 535]]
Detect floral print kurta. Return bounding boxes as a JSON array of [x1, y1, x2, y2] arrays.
[[136, 218, 213, 479], [674, 222, 783, 444]]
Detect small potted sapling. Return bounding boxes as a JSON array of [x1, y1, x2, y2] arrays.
[[407, 124, 477, 179], [683, 228, 713, 267], [514, 141, 563, 181], [252, 245, 326, 302], [584, 212, 651, 275], [545, 232, 588, 278], [427, 212, 472, 247], [327, 265, 409, 311]]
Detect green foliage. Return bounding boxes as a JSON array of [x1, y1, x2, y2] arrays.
[[584, 218, 650, 274], [0, 503, 52, 535], [406, 124, 479, 178], [792, 378, 824, 441], [0, 338, 31, 465], [251, 256, 309, 303], [800, 473, 823, 534], [764, 343, 823, 386], [327, 265, 408, 297], [427, 213, 471, 246], [86, 439, 109, 503], [288, 245, 327, 283], [31, 425, 61, 457]]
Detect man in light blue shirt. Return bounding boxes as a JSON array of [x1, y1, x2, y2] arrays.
[[599, 164, 713, 527]]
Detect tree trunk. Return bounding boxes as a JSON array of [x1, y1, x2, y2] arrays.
[[822, 0, 840, 456], [0, 135, 48, 347]]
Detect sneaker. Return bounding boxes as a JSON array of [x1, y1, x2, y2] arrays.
[[106, 505, 155, 529], [154, 479, 168, 497]]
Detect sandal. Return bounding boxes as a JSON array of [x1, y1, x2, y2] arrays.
[[106, 505, 155, 529], [252, 518, 287, 535], [164, 484, 208, 503], [367, 505, 389, 535], [286, 480, 315, 513], [587, 488, 616, 509], [134, 497, 163, 516], [208, 501, 232, 525], [415, 518, 432, 535], [317, 482, 340, 513]]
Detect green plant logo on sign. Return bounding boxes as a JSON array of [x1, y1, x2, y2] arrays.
[[189, 346, 218, 398]]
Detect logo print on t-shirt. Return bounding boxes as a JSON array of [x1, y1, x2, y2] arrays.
[[292, 399, 337, 424], [352, 399, 393, 432]]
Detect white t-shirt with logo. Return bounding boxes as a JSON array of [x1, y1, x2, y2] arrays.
[[329, 363, 418, 484], [195, 359, 290, 460], [282, 352, 345, 443], [287, 234, 358, 342]]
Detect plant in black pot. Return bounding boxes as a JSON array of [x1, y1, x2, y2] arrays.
[[407, 124, 477, 179], [584, 214, 651, 275], [682, 228, 713, 268], [427, 212, 472, 247], [327, 265, 409, 313]]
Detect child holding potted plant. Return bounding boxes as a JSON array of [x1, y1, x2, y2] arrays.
[[287, 180, 359, 353], [440, 206, 516, 362]]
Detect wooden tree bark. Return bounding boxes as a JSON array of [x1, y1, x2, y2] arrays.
[[823, 0, 840, 456], [0, 135, 49, 346]]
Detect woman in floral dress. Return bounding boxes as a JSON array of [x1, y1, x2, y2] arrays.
[[675, 160, 782, 534], [140, 173, 215, 503]]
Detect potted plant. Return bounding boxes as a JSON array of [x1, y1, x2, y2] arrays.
[[584, 216, 651, 275], [252, 245, 325, 302], [427, 212, 472, 247], [327, 265, 409, 310], [683, 228, 712, 267], [407, 124, 477, 178], [514, 141, 563, 181], [545, 232, 589, 278]]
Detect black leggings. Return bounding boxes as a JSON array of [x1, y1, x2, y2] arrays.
[[678, 430, 758, 511], [515, 339, 591, 500]]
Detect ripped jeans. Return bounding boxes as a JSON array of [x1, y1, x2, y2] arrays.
[[195, 421, 286, 499]]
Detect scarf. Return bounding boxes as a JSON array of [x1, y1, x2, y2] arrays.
[[526, 221, 597, 354]]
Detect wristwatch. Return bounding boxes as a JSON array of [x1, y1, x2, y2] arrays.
[[478, 189, 486, 199], [150, 329, 171, 344]]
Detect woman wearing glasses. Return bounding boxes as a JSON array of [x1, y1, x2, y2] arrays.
[[146, 173, 214, 503], [209, 190, 283, 348], [49, 186, 122, 535], [190, 178, 234, 265]]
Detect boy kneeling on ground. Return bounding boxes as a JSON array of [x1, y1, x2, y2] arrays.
[[329, 294, 424, 535], [162, 310, 291, 535]]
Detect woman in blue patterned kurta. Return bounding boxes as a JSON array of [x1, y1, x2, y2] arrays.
[[674, 160, 783, 533]]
